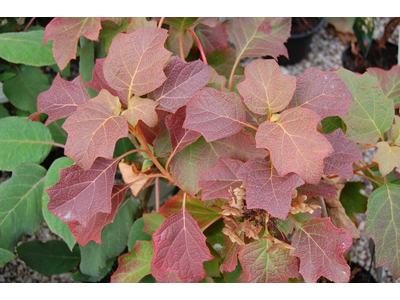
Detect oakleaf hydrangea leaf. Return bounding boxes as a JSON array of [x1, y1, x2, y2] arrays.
[[367, 65, 400, 108], [36, 74, 90, 126], [291, 67, 354, 118], [237, 59, 296, 116], [364, 182, 400, 278], [121, 96, 158, 128], [198, 157, 244, 201], [0, 163, 46, 251], [125, 17, 157, 34], [46, 157, 119, 228], [239, 239, 299, 283], [183, 87, 246, 142], [62, 93, 128, 170], [372, 141, 400, 177], [335, 67, 394, 144], [391, 115, 400, 146], [151, 206, 214, 282], [103, 28, 171, 96], [44, 17, 102, 70], [296, 181, 337, 198], [195, 23, 228, 56], [323, 129, 363, 179], [256, 107, 333, 184], [148, 57, 211, 113], [111, 240, 154, 283], [237, 158, 304, 219], [290, 217, 352, 283]]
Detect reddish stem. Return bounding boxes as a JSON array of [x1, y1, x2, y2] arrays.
[[186, 27, 208, 65], [23, 17, 36, 32], [155, 177, 160, 212], [158, 17, 165, 29]]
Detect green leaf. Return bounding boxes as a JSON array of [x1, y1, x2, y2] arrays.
[[17, 240, 80, 276], [335, 67, 394, 144], [0, 30, 56, 66], [42, 157, 76, 250], [139, 274, 157, 283], [164, 17, 198, 31], [142, 211, 166, 236], [2, 65, 51, 113], [321, 116, 347, 134], [0, 104, 9, 118], [79, 36, 96, 97], [79, 197, 137, 277], [203, 254, 221, 278], [0, 71, 16, 81], [47, 118, 67, 145], [99, 20, 130, 55], [111, 240, 154, 283], [0, 82, 8, 104], [127, 217, 151, 251], [0, 163, 46, 251], [113, 137, 136, 162], [70, 258, 115, 282], [0, 117, 53, 171], [0, 247, 15, 267], [340, 181, 368, 223], [365, 181, 400, 278], [204, 219, 226, 258]]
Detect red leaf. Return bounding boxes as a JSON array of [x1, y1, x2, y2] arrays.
[[239, 239, 299, 283], [103, 28, 171, 96], [37, 74, 90, 126], [148, 57, 211, 113], [183, 87, 246, 142], [236, 59, 296, 116], [170, 132, 267, 195], [46, 157, 119, 228], [121, 96, 159, 128], [220, 235, 241, 273], [165, 106, 201, 153], [237, 158, 304, 219], [44, 17, 102, 70], [195, 23, 228, 56], [68, 184, 130, 246], [367, 65, 400, 108], [142, 211, 166, 236], [296, 181, 337, 198], [151, 206, 214, 282], [85, 58, 128, 105], [158, 192, 222, 231], [290, 217, 353, 283], [256, 107, 333, 184], [291, 67, 354, 118], [151, 264, 184, 283], [198, 157, 244, 201], [138, 110, 168, 146], [323, 129, 363, 179], [62, 90, 128, 170]]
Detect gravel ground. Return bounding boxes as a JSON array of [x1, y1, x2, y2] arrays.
[[1, 17, 399, 283]]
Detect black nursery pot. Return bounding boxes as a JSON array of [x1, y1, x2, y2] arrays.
[[342, 41, 398, 73], [278, 17, 326, 65]]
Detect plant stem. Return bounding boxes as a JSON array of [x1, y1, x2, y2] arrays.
[[354, 172, 381, 185], [155, 177, 160, 212], [23, 17, 36, 32], [228, 58, 240, 90], [116, 148, 147, 161], [186, 28, 208, 65], [179, 31, 185, 61], [158, 17, 165, 28], [352, 162, 378, 174], [49, 142, 65, 148]]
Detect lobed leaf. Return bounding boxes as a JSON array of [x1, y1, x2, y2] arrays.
[[148, 57, 211, 113], [237, 158, 304, 220], [323, 129, 363, 179], [296, 181, 337, 198], [165, 26, 193, 59], [364, 182, 400, 278], [183, 87, 246, 142], [256, 107, 333, 184], [44, 17, 102, 70], [290, 217, 352, 283], [237, 59, 296, 116], [126, 17, 157, 34], [151, 206, 214, 282], [143, 211, 166, 236], [367, 65, 400, 108], [291, 67, 354, 118], [0, 163, 46, 251], [372, 141, 400, 177], [121, 96, 158, 128], [103, 28, 171, 96], [46, 157, 119, 228], [195, 23, 228, 56], [128, 218, 151, 251], [0, 248, 15, 267], [36, 74, 91, 126]]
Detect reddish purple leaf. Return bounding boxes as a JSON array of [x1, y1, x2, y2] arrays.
[[37, 74, 90, 126], [139, 110, 168, 146], [85, 58, 128, 105], [183, 87, 246, 142], [151, 206, 214, 282], [68, 184, 130, 246], [237, 158, 304, 220], [198, 157, 244, 201], [220, 235, 241, 273], [323, 129, 363, 179], [44, 17, 102, 70], [62, 91, 128, 170], [151, 263, 184, 283], [256, 107, 333, 184], [195, 23, 228, 56], [165, 106, 201, 153], [170, 132, 268, 196], [297, 181, 337, 198], [236, 59, 296, 116], [239, 239, 299, 283], [46, 157, 119, 228], [121, 96, 159, 128], [367, 65, 400, 108], [148, 57, 211, 113], [126, 17, 157, 34], [290, 217, 353, 283], [103, 28, 171, 96], [291, 67, 354, 118]]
